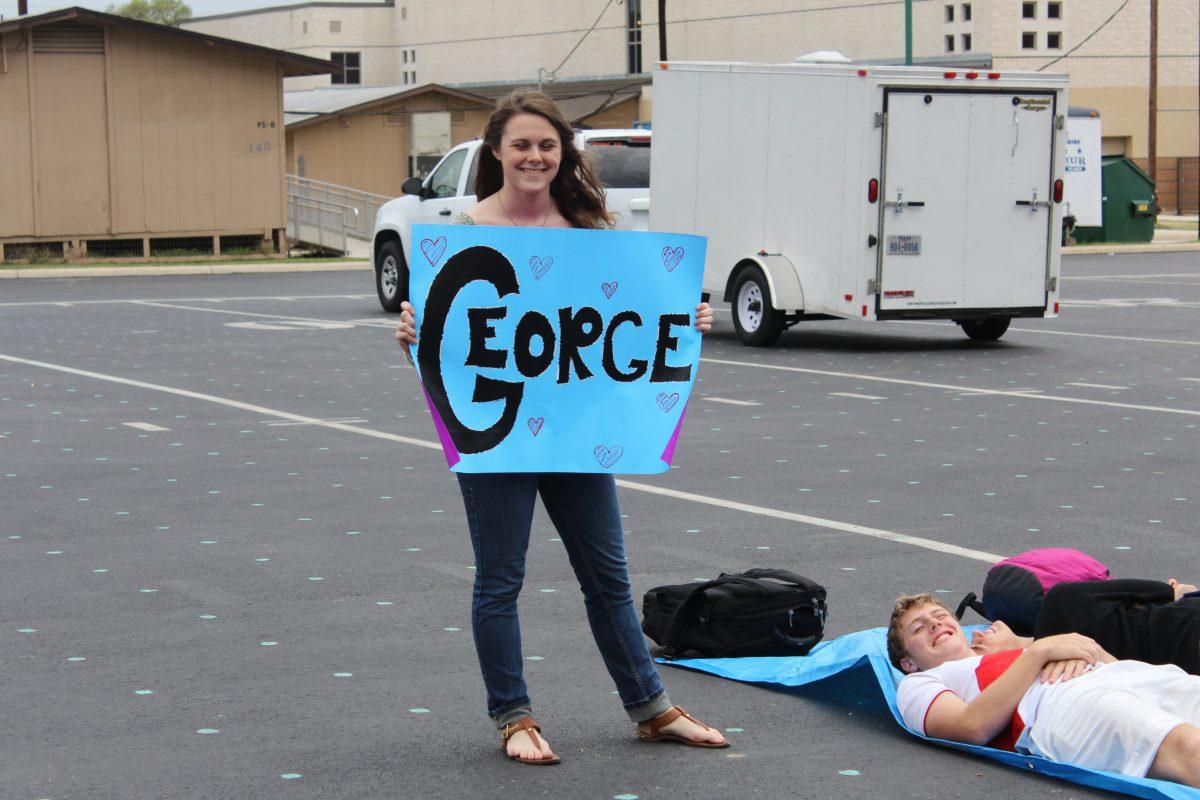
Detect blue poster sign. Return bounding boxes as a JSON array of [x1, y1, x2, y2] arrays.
[[408, 224, 706, 474]]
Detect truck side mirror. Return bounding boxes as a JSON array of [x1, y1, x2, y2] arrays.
[[402, 177, 426, 198]]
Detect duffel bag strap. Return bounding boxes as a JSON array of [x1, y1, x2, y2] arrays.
[[955, 591, 988, 621], [661, 575, 768, 658], [737, 568, 825, 595]]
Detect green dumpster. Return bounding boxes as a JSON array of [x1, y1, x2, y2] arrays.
[[1072, 156, 1156, 244]]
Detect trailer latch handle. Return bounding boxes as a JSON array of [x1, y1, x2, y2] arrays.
[[883, 189, 926, 213], [1015, 188, 1052, 210]]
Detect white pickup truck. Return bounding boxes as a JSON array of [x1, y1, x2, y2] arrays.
[[371, 129, 652, 312]]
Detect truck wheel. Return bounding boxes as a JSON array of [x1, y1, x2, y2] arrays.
[[376, 240, 407, 313], [957, 318, 1011, 342], [731, 265, 786, 347]]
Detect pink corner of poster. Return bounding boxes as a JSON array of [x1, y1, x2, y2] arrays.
[[421, 385, 461, 468]]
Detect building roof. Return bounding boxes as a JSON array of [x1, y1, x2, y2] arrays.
[[451, 74, 650, 125], [0, 6, 338, 77], [283, 83, 493, 128], [185, 1, 393, 24]]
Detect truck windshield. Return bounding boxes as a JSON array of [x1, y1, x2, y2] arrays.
[[584, 138, 651, 189]]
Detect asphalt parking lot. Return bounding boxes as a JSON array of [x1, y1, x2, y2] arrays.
[[2, 251, 1198, 800]]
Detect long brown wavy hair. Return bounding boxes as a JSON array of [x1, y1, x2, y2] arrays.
[[474, 90, 615, 230]]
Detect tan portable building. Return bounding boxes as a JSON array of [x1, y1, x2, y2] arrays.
[[0, 7, 336, 261]]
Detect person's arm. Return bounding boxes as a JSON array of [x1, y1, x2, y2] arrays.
[[1035, 579, 1175, 640], [924, 634, 1110, 745]]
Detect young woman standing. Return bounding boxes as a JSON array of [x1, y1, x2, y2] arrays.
[[394, 91, 724, 765]]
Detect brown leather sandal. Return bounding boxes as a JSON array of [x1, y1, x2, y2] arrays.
[[636, 706, 730, 748], [500, 717, 561, 765]]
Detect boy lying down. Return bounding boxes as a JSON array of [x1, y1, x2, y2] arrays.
[[889, 594, 1200, 788]]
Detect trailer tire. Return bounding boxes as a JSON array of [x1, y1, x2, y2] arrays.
[[957, 317, 1011, 342], [376, 239, 407, 313], [731, 265, 786, 347]]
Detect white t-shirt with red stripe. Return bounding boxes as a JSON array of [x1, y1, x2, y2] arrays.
[[896, 649, 1059, 751]]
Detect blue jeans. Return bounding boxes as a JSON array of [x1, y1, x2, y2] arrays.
[[455, 472, 672, 729]]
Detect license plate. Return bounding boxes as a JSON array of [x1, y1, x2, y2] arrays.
[[886, 235, 921, 256]]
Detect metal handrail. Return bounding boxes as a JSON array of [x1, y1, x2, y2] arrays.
[[286, 174, 390, 241], [286, 194, 360, 254]]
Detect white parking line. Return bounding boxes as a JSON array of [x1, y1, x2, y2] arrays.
[[1064, 382, 1128, 390], [700, 357, 1200, 417], [0, 294, 374, 308], [0, 351, 1002, 564], [265, 417, 369, 427], [1069, 273, 1200, 279], [901, 320, 1200, 347], [91, 302, 1200, 418], [828, 392, 887, 401], [700, 397, 761, 406], [123, 421, 170, 432], [1182, 378, 1200, 383]]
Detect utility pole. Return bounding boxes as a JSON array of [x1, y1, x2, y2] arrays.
[[1148, 0, 1158, 218], [658, 0, 667, 62], [905, 0, 913, 65]]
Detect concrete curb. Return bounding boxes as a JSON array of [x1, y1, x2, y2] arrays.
[[0, 261, 370, 279], [1063, 241, 1200, 256]]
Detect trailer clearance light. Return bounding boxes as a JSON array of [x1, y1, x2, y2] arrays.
[[965, 72, 979, 80], [943, 71, 957, 79], [857, 69, 868, 77], [1054, 302, 1060, 314], [861, 305, 868, 317], [988, 72, 1001, 79], [868, 178, 879, 203], [1053, 179, 1064, 203]]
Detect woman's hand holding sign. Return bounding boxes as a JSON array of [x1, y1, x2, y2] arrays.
[[694, 302, 713, 333], [395, 301, 418, 364]]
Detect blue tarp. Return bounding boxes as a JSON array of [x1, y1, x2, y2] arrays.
[[663, 628, 1200, 799]]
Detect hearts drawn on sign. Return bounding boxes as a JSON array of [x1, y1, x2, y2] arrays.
[[527, 417, 544, 436], [593, 444, 624, 469], [656, 392, 680, 413], [601, 281, 618, 299], [529, 255, 554, 280], [419, 236, 447, 266], [662, 246, 685, 272]]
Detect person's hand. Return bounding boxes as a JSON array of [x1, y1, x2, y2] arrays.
[[1029, 632, 1114, 666], [1039, 658, 1094, 684], [694, 302, 713, 334], [395, 301, 418, 364], [1169, 579, 1198, 600]]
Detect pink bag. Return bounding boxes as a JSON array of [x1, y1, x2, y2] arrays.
[[956, 548, 1110, 635]]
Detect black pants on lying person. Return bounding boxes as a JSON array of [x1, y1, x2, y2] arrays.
[[972, 579, 1200, 675]]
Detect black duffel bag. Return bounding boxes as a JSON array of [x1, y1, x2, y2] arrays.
[[641, 568, 827, 659]]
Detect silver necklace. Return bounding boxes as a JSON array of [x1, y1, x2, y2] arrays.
[[498, 192, 553, 227]]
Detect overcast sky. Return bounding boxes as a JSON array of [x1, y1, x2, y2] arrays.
[[0, 0, 374, 21]]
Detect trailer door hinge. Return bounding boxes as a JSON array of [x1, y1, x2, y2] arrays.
[[1046, 276, 1058, 292], [1054, 114, 1065, 131], [867, 278, 880, 294], [873, 112, 886, 129]]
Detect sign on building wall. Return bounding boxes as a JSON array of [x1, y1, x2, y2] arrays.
[[1064, 116, 1102, 227], [408, 224, 706, 474]]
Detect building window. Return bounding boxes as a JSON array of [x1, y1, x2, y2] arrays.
[[401, 6, 407, 20], [330, 51, 361, 84], [944, 35, 955, 52], [626, 0, 642, 74], [302, 21, 307, 34], [961, 33, 972, 51], [410, 50, 415, 63], [410, 71, 416, 84], [1047, 31, 1061, 49], [403, 72, 409, 85], [1021, 31, 1036, 49], [330, 20, 341, 33], [962, 3, 972, 21], [945, 4, 954, 22], [1047, 1, 1061, 19], [403, 50, 407, 63], [1022, 2, 1036, 19]]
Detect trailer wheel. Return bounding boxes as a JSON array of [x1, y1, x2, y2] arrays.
[[731, 265, 786, 347], [376, 240, 407, 313], [957, 317, 1012, 342]]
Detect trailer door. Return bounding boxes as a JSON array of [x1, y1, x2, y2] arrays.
[[877, 90, 1055, 314]]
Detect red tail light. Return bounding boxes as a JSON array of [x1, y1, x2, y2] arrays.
[[857, 69, 868, 77], [987, 72, 1001, 79], [868, 178, 879, 203], [1053, 179, 1064, 203], [943, 71, 957, 79], [1054, 302, 1060, 314], [965, 71, 979, 80]]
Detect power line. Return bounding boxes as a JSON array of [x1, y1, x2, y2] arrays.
[[550, 0, 621, 77], [1037, 0, 1132, 71]]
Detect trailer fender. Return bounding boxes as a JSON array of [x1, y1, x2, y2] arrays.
[[723, 256, 805, 312]]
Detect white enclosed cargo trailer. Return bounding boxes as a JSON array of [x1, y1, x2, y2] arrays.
[[649, 61, 1069, 345]]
